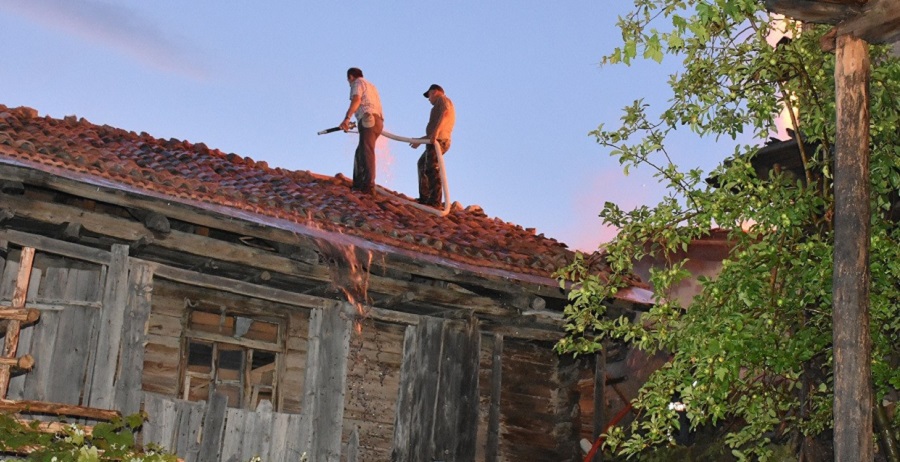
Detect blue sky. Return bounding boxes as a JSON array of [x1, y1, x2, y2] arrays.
[[0, 1, 744, 251]]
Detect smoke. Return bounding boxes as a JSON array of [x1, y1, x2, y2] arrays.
[[375, 135, 396, 186], [0, 0, 209, 80]]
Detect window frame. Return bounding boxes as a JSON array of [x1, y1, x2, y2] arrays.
[[179, 299, 286, 411]]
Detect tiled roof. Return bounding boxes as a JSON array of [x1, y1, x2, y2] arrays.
[[0, 104, 598, 280]]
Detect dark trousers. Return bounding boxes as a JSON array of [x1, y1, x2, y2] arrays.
[[417, 139, 450, 206], [353, 114, 383, 193]]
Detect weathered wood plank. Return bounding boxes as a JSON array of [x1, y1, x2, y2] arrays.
[[391, 316, 444, 461], [591, 347, 608, 462], [85, 244, 130, 409], [220, 408, 245, 462], [240, 408, 272, 462], [0, 229, 110, 265], [268, 412, 305, 462], [142, 342, 180, 395], [23, 267, 66, 402], [486, 334, 503, 462], [144, 393, 179, 450], [0, 250, 15, 300], [0, 398, 120, 421], [300, 302, 351, 462], [40, 267, 101, 406], [174, 399, 206, 461], [47, 304, 95, 405], [141, 393, 163, 448], [432, 316, 481, 461], [115, 261, 153, 415], [346, 426, 359, 462], [0, 240, 6, 298], [197, 392, 228, 462], [152, 262, 326, 311]]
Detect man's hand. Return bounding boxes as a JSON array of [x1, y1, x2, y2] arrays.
[[340, 118, 351, 132], [409, 142, 420, 149]]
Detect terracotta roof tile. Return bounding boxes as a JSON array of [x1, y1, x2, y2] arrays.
[[0, 104, 607, 280]]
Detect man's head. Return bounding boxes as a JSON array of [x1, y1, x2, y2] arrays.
[[347, 67, 363, 82], [423, 84, 444, 102]]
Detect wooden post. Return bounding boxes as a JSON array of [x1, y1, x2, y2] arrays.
[[592, 346, 607, 462], [0, 247, 35, 398], [832, 33, 873, 462], [485, 333, 503, 462]]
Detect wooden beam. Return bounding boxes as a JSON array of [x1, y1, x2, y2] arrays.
[[15, 418, 93, 435], [57, 221, 82, 242], [765, 0, 863, 24], [0, 354, 34, 370], [0, 399, 120, 421], [0, 308, 40, 324], [821, 0, 900, 51], [185, 330, 284, 353], [0, 229, 111, 265], [832, 33, 874, 462], [0, 193, 520, 316], [151, 261, 328, 310]]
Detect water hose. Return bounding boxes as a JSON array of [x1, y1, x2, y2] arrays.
[[380, 130, 451, 217], [318, 124, 451, 217]]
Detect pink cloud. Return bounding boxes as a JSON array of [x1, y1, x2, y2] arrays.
[[1, 0, 208, 80]]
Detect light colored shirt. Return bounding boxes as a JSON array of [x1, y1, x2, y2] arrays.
[[349, 77, 383, 120]]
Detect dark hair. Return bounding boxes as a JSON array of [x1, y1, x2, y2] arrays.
[[347, 67, 363, 78]]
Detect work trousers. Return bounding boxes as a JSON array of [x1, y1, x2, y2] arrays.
[[417, 139, 450, 206], [353, 114, 383, 193]]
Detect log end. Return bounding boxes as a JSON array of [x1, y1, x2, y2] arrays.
[[24, 309, 40, 325], [15, 354, 34, 371]]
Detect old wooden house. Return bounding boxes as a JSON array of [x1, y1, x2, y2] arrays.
[[0, 105, 651, 461]]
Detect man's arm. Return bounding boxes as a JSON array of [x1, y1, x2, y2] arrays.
[[340, 94, 361, 131]]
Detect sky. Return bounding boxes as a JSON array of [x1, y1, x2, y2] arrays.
[[0, 1, 750, 252]]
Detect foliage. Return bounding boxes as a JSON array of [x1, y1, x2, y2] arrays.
[[0, 412, 177, 461], [557, 0, 900, 460]]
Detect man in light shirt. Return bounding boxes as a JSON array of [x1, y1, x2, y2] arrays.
[[339, 67, 383, 195]]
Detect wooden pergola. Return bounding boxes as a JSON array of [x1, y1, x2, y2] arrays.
[[764, 1, 900, 461]]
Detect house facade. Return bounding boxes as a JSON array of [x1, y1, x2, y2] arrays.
[[0, 105, 650, 461]]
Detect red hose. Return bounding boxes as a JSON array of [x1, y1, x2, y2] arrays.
[[583, 402, 634, 462]]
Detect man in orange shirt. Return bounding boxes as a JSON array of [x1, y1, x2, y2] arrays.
[[410, 84, 455, 207]]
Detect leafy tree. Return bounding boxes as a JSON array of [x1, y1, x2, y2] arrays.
[[556, 0, 900, 460], [0, 413, 177, 461]]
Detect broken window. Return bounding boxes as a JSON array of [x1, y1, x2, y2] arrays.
[[181, 301, 283, 411]]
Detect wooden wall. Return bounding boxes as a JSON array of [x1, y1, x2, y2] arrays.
[[1, 231, 590, 462], [494, 338, 582, 461], [0, 239, 149, 416], [343, 317, 406, 461]]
